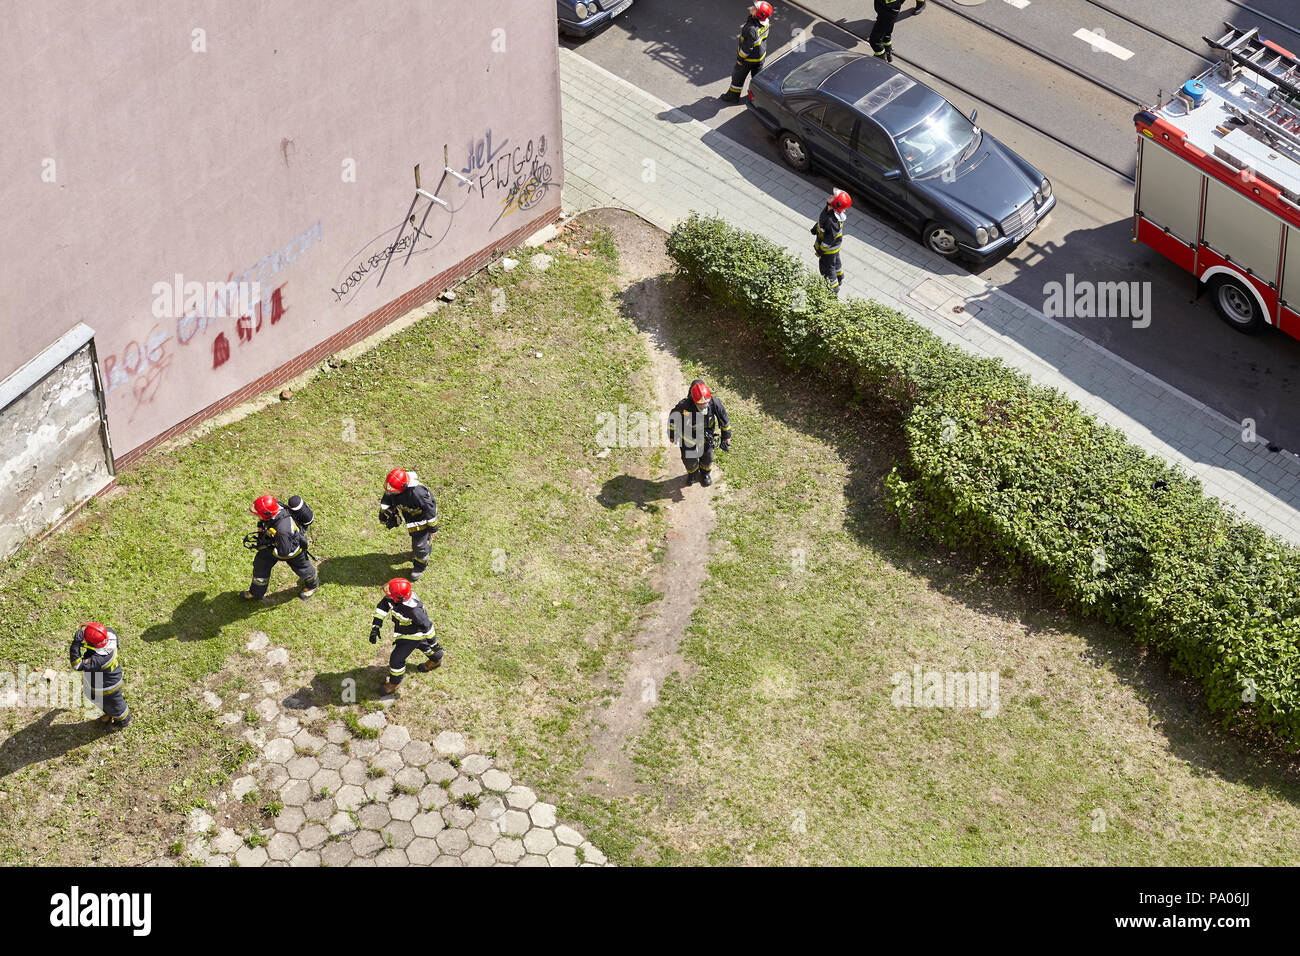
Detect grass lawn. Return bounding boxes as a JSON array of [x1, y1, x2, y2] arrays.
[[0, 219, 665, 865]]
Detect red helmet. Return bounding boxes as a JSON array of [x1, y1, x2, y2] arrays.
[[689, 382, 712, 405], [829, 189, 852, 212], [753, 2, 773, 20], [385, 468, 409, 493], [384, 578, 412, 601], [82, 622, 109, 648], [250, 495, 280, 519]]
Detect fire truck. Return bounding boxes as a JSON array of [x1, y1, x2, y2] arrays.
[[1133, 25, 1300, 341]]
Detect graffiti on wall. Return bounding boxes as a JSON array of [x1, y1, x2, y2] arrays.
[[457, 130, 555, 230]]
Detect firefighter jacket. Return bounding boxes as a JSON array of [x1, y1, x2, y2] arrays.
[[255, 510, 309, 561], [876, 0, 905, 12], [372, 594, 434, 638], [379, 483, 438, 533], [70, 626, 124, 698], [813, 205, 846, 255], [668, 380, 732, 450], [738, 14, 769, 63]]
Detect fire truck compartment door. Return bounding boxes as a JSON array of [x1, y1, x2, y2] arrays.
[[1137, 141, 1203, 245], [1283, 226, 1300, 311], [1202, 178, 1285, 284]]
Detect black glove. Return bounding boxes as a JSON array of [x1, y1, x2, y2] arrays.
[[369, 626, 381, 645], [810, 224, 818, 236], [720, 440, 731, 452]]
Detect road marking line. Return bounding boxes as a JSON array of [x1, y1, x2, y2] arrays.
[[1074, 28, 1134, 60], [1003, 0, 1030, 9]]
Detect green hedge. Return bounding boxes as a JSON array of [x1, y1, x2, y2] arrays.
[[667, 212, 1300, 745]]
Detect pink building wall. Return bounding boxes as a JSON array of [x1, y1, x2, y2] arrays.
[[2, 0, 563, 460]]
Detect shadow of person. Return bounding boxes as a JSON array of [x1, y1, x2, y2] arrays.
[[596, 472, 689, 511], [0, 710, 112, 778], [314, 552, 410, 589], [285, 666, 392, 710], [140, 588, 298, 643], [657, 96, 727, 124]]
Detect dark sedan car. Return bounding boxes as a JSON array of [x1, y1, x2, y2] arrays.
[[746, 37, 1055, 264], [557, 0, 634, 39]]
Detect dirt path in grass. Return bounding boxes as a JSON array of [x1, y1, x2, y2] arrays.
[[578, 209, 716, 798]]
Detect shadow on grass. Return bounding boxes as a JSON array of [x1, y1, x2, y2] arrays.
[[0, 711, 112, 778], [140, 588, 299, 643], [614, 251, 1300, 804], [287, 666, 393, 709], [315, 551, 412, 589], [596, 473, 688, 511]]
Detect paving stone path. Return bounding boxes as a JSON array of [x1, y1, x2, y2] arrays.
[[147, 632, 610, 867]]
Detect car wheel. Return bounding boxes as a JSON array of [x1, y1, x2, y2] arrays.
[[777, 132, 811, 172], [1208, 275, 1266, 333], [922, 222, 961, 259]]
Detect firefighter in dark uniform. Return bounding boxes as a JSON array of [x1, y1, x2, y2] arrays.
[[378, 468, 438, 581], [242, 495, 319, 600], [720, 2, 773, 103], [812, 188, 852, 295], [70, 622, 133, 730], [668, 379, 732, 487], [370, 578, 443, 694], [869, 0, 924, 61]]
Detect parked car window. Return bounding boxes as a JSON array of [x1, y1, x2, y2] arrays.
[[856, 119, 897, 169], [799, 104, 827, 127], [893, 103, 979, 178], [820, 104, 857, 148], [782, 52, 858, 94]]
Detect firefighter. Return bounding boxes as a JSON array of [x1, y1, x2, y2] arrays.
[[70, 622, 133, 730], [241, 495, 319, 601], [377, 468, 438, 581], [370, 578, 443, 694], [720, 2, 772, 103], [668, 379, 732, 487], [812, 188, 851, 295], [869, 0, 924, 61]]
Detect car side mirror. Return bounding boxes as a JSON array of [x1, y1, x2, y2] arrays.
[[883, 169, 903, 181], [969, 108, 978, 123]]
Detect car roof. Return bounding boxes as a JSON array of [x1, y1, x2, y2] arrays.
[[819, 55, 946, 134]]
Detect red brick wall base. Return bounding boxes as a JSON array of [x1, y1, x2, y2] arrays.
[[112, 206, 560, 470]]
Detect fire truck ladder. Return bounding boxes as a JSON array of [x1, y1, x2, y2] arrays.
[[1205, 25, 1300, 168]]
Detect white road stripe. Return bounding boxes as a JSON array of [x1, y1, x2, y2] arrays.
[[1074, 28, 1134, 61], [1003, 0, 1030, 9]]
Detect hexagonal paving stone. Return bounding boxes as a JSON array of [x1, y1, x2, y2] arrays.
[[394, 767, 426, 792], [435, 829, 471, 855], [267, 833, 299, 862], [255, 699, 279, 722], [517, 854, 549, 867], [242, 728, 267, 749], [231, 776, 258, 800], [286, 756, 320, 781], [188, 808, 214, 834], [348, 857, 377, 867], [364, 777, 395, 801], [412, 811, 445, 838], [328, 811, 358, 836], [498, 810, 531, 838], [310, 768, 342, 795], [280, 779, 311, 807], [340, 760, 369, 787], [247, 632, 270, 651], [263, 765, 290, 790], [407, 837, 440, 865], [204, 855, 231, 868], [504, 785, 537, 810], [234, 845, 268, 867], [335, 785, 366, 811], [303, 798, 333, 823], [547, 845, 579, 867], [433, 731, 465, 756], [375, 847, 409, 867], [350, 739, 381, 759], [467, 820, 499, 847], [448, 777, 481, 800], [317, 744, 348, 771], [425, 761, 456, 784], [290, 849, 321, 867], [266, 648, 289, 665], [476, 795, 507, 822], [273, 806, 307, 834], [460, 754, 491, 775], [555, 825, 584, 847], [320, 840, 356, 867], [389, 794, 420, 822], [372, 750, 403, 775], [274, 715, 300, 735], [463, 845, 495, 867], [529, 802, 557, 828], [385, 821, 415, 849], [480, 769, 511, 792], [298, 823, 329, 850], [442, 805, 475, 829], [401, 740, 434, 766], [293, 729, 324, 753], [358, 803, 391, 830], [580, 842, 607, 865], [211, 828, 244, 854], [418, 784, 450, 811], [325, 722, 348, 745], [523, 828, 557, 855], [431, 856, 464, 867], [358, 711, 387, 732], [264, 738, 295, 764], [352, 830, 384, 857], [378, 725, 410, 750], [492, 837, 526, 863]]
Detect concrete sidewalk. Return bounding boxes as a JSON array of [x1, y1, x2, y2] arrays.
[[558, 47, 1300, 547]]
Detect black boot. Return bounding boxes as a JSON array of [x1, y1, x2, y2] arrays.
[[720, 90, 741, 103], [700, 471, 714, 487], [685, 471, 697, 485]]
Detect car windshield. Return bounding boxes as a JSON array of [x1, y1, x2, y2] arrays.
[[893, 103, 979, 178], [782, 52, 858, 93]]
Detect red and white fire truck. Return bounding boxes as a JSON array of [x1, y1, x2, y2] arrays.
[[1133, 25, 1300, 341]]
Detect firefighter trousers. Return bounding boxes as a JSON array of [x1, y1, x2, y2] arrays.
[[728, 57, 763, 95], [388, 635, 443, 685], [249, 548, 318, 598], [681, 443, 716, 477], [870, 5, 902, 53], [819, 252, 844, 293], [410, 529, 433, 574]]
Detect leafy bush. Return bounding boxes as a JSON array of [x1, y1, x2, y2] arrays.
[[667, 213, 1300, 745]]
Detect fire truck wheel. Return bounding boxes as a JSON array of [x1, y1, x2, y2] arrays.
[[777, 131, 811, 172], [922, 223, 961, 259], [1208, 275, 1266, 334]]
